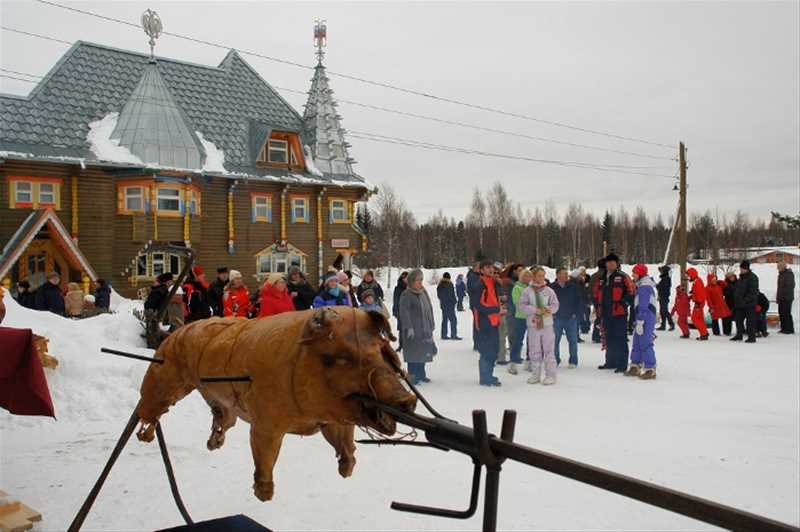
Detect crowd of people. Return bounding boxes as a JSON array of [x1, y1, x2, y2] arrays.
[[10, 272, 111, 318]]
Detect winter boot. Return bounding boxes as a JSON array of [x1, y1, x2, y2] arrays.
[[745, 337, 756, 343], [656, 324, 666, 331], [680, 334, 690, 339], [508, 363, 518, 375], [542, 376, 556, 385], [568, 363, 577, 369], [669, 324, 675, 331], [527, 374, 540, 384], [730, 335, 743, 341], [697, 335, 709, 341], [624, 364, 642, 377], [639, 368, 657, 380]]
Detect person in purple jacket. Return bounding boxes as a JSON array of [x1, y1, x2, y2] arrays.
[[625, 263, 658, 380]]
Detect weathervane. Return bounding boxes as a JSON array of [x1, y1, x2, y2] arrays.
[[314, 19, 327, 65], [141, 9, 163, 61]]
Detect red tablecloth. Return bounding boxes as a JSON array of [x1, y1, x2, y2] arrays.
[[0, 326, 55, 417]]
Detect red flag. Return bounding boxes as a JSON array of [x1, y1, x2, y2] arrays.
[[0, 327, 55, 417]]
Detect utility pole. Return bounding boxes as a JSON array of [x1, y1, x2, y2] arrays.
[[678, 142, 688, 285]]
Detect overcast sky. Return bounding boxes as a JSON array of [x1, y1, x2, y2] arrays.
[[1, 1, 798, 223]]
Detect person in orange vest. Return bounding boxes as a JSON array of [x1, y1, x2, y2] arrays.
[[671, 282, 691, 338], [706, 273, 732, 336], [223, 270, 251, 318], [686, 268, 709, 340]]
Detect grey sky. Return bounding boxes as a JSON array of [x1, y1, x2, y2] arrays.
[[1, 1, 798, 223]]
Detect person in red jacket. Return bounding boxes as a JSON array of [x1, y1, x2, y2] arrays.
[[706, 273, 732, 336], [223, 269, 251, 318], [671, 283, 691, 338], [257, 273, 295, 318], [687, 268, 709, 340]]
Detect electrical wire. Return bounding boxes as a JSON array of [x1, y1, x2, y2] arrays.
[[32, 0, 676, 150], [0, 74, 38, 83], [0, 68, 42, 79], [0, 25, 72, 45]]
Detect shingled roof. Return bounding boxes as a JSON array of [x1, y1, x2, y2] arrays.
[[0, 41, 368, 188]]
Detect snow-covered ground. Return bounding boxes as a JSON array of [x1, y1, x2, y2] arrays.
[[1, 264, 798, 531]]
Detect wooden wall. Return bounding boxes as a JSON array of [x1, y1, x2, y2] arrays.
[[0, 159, 368, 298]]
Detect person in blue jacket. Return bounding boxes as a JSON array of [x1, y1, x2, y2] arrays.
[[550, 268, 582, 367], [313, 272, 351, 308], [455, 273, 467, 311], [625, 264, 658, 379], [437, 272, 461, 340]]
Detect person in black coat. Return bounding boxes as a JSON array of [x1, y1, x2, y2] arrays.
[[94, 278, 111, 311], [207, 267, 229, 317], [392, 271, 409, 351], [455, 274, 467, 311], [35, 272, 65, 316], [14, 280, 37, 310], [656, 265, 674, 331], [722, 272, 737, 335], [466, 263, 481, 351], [286, 266, 316, 311], [731, 260, 759, 343], [356, 270, 385, 305], [437, 272, 460, 340], [755, 291, 770, 337], [144, 273, 173, 313], [776, 262, 795, 334], [551, 268, 582, 366], [598, 254, 635, 372]]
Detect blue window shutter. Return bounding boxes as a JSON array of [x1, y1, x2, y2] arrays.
[[251, 206, 257, 223], [291, 206, 296, 223], [179, 198, 185, 215], [144, 198, 150, 213], [267, 205, 272, 223]]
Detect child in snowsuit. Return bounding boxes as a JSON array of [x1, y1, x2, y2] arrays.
[[687, 268, 709, 340], [671, 284, 691, 338], [755, 292, 770, 338], [519, 267, 559, 385], [625, 264, 657, 380]]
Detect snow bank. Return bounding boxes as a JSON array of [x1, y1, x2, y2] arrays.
[[196, 131, 226, 173], [86, 112, 143, 165], [303, 145, 324, 177]]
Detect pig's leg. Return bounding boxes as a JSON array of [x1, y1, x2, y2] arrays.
[[321, 423, 357, 478], [207, 402, 237, 450], [250, 423, 284, 501]]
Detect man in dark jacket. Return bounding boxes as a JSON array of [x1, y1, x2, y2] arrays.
[[776, 262, 795, 334], [287, 266, 316, 311], [207, 267, 229, 317], [590, 259, 607, 343], [722, 272, 737, 335], [466, 263, 481, 351], [475, 260, 502, 386], [437, 272, 460, 340], [731, 260, 759, 343], [144, 273, 173, 313], [455, 274, 467, 311], [94, 278, 111, 311], [185, 267, 212, 322], [551, 268, 581, 367], [656, 265, 674, 331], [598, 254, 635, 372], [14, 280, 37, 309], [35, 272, 65, 316]]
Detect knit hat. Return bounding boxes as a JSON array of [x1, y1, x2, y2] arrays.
[[266, 273, 285, 286], [217, 267, 228, 274], [605, 253, 620, 264], [632, 264, 648, 278], [740, 260, 751, 270], [361, 289, 376, 301], [687, 267, 698, 279], [229, 269, 242, 281], [336, 271, 348, 283], [442, 272, 451, 279], [192, 265, 205, 276], [288, 266, 302, 276]]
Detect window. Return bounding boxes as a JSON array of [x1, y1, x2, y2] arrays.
[[15, 181, 32, 204], [251, 194, 272, 223], [254, 242, 307, 279], [38, 183, 55, 205], [330, 199, 349, 223], [125, 186, 144, 212], [134, 251, 185, 279], [268, 139, 288, 164], [291, 197, 309, 223], [188, 188, 201, 215], [8, 177, 62, 209], [157, 187, 181, 213]]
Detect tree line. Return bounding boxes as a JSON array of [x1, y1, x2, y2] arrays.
[[356, 182, 800, 271]]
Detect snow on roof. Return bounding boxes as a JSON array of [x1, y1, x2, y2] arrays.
[[87, 113, 143, 165]]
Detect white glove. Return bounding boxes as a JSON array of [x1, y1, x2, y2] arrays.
[[406, 328, 415, 340], [635, 320, 644, 336]]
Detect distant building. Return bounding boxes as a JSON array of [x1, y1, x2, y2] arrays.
[[0, 24, 371, 297], [710, 246, 800, 265]]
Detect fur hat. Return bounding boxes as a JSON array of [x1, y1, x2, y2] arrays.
[[360, 288, 376, 301], [740, 260, 751, 270], [229, 269, 243, 281], [442, 272, 451, 279], [266, 273, 285, 286], [632, 264, 648, 278], [217, 266, 229, 274], [605, 253, 620, 264]]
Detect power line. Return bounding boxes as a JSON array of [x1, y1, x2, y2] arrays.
[[0, 25, 72, 45], [0, 68, 42, 79], [0, 74, 39, 84], [32, 0, 676, 150]]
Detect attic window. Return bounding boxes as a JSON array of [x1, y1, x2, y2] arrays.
[[268, 140, 288, 164], [257, 132, 304, 170]]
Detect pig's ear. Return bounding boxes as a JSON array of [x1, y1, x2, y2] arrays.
[[299, 307, 341, 344], [365, 310, 396, 342], [380, 340, 403, 373]]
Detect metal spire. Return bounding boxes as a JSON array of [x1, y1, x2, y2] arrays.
[[314, 19, 327, 65], [141, 9, 163, 62]]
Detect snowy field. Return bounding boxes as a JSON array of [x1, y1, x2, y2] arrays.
[[1, 264, 798, 531]]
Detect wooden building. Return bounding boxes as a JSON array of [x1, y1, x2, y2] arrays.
[[0, 32, 372, 297]]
